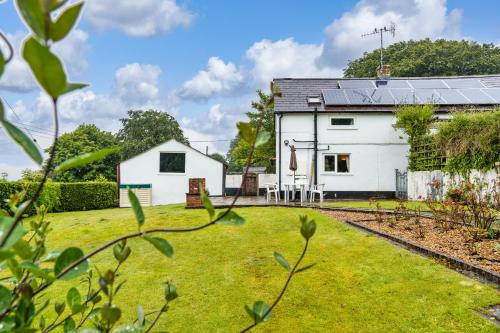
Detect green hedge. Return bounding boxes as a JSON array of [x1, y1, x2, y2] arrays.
[[59, 182, 117, 211], [0, 181, 117, 214]]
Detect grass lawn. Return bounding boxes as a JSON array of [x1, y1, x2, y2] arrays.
[[40, 205, 498, 332], [323, 199, 431, 211]]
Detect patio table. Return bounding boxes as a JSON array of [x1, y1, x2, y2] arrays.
[[283, 183, 307, 204]]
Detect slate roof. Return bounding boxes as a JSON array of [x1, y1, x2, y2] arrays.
[[273, 75, 500, 113]]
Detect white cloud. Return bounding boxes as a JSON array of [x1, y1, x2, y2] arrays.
[[113, 63, 162, 106], [246, 38, 339, 87], [85, 0, 194, 37], [181, 103, 249, 153], [0, 29, 90, 92], [319, 0, 463, 68], [179, 57, 245, 100]]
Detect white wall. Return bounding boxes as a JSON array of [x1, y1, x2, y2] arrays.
[[277, 112, 409, 193], [408, 169, 497, 201], [120, 140, 224, 205], [225, 174, 277, 189]]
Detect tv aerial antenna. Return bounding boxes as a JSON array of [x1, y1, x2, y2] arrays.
[[361, 23, 396, 73]]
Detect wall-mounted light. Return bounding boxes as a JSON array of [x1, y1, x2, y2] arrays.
[[284, 139, 289, 146]]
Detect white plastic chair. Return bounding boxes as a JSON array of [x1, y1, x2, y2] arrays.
[[294, 175, 308, 204], [309, 184, 325, 203], [265, 183, 280, 203]]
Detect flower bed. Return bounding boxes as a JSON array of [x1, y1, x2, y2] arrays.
[[320, 210, 500, 274]]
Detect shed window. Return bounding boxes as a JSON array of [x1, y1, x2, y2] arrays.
[[159, 152, 185, 173], [331, 118, 354, 126]]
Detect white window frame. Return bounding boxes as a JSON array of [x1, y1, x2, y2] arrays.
[[322, 153, 351, 175], [158, 151, 186, 175], [328, 116, 357, 130]]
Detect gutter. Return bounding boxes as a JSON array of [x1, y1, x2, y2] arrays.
[[278, 113, 283, 192]]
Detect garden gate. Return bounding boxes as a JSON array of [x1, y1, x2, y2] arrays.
[[395, 169, 408, 199]]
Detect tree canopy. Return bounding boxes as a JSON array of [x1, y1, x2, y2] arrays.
[[117, 109, 189, 161], [46, 124, 120, 182], [344, 39, 500, 77], [227, 90, 276, 172]]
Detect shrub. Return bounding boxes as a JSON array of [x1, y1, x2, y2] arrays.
[[59, 182, 117, 211], [0, 181, 61, 214]]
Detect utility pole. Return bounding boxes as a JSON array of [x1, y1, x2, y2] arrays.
[[361, 23, 396, 76]]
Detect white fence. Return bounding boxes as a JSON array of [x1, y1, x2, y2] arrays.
[[225, 174, 276, 189], [408, 169, 497, 201]]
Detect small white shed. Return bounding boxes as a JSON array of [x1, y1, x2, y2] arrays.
[[119, 139, 225, 206]]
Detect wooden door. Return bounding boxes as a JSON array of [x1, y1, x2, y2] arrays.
[[242, 173, 258, 196]]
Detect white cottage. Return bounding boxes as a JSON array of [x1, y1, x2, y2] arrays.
[[119, 139, 225, 206], [273, 76, 500, 198]]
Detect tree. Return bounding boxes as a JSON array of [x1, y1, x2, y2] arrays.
[[20, 168, 45, 182], [117, 109, 189, 161], [228, 90, 276, 172], [46, 124, 120, 182], [344, 39, 500, 77], [209, 152, 227, 164]]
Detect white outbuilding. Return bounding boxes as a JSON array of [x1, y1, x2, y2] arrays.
[[119, 139, 225, 206]]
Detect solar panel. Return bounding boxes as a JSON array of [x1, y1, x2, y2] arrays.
[[415, 89, 445, 104], [459, 89, 495, 104], [322, 89, 349, 105], [443, 78, 484, 88], [338, 80, 375, 89], [374, 80, 411, 88], [390, 89, 416, 104], [344, 89, 373, 104], [480, 88, 500, 103], [409, 79, 447, 89], [435, 89, 469, 104], [367, 88, 394, 104], [480, 77, 500, 88]]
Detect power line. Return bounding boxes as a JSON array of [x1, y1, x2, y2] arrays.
[[1, 97, 45, 150]]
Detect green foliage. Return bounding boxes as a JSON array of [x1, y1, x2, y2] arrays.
[[0, 181, 60, 214], [228, 89, 278, 172], [216, 210, 245, 225], [19, 168, 45, 182], [54, 247, 89, 280], [143, 236, 174, 258], [273, 252, 290, 271], [117, 109, 189, 161], [245, 301, 271, 324], [344, 39, 500, 77], [128, 189, 144, 228], [394, 105, 435, 141], [209, 152, 227, 164], [50, 2, 84, 42], [436, 110, 500, 173], [59, 182, 117, 211], [47, 124, 120, 182]]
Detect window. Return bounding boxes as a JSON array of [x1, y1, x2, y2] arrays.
[[331, 118, 354, 126], [337, 154, 350, 173], [324, 155, 336, 172], [324, 154, 350, 173], [159, 152, 185, 173]]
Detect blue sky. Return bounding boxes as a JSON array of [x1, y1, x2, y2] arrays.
[[1, 0, 499, 179]]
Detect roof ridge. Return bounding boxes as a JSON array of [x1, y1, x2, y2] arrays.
[[274, 74, 500, 81]]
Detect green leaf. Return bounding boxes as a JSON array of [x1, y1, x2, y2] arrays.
[[22, 36, 67, 97], [143, 236, 173, 258], [63, 317, 75, 333], [0, 120, 43, 164], [0, 216, 27, 249], [50, 2, 83, 42], [54, 301, 65, 315], [101, 304, 121, 325], [200, 187, 214, 219], [50, 0, 69, 11], [295, 263, 316, 274], [273, 252, 291, 271], [128, 189, 144, 228], [54, 247, 89, 280], [237, 122, 255, 145], [247, 300, 271, 323], [216, 210, 245, 225], [0, 284, 12, 313], [137, 304, 145, 326], [164, 282, 178, 302], [19, 262, 54, 282], [66, 287, 82, 313], [55, 147, 119, 173], [15, 0, 47, 40], [112, 325, 141, 333], [300, 220, 317, 240], [63, 82, 88, 95], [255, 130, 271, 147], [113, 243, 131, 263], [0, 49, 5, 77]]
